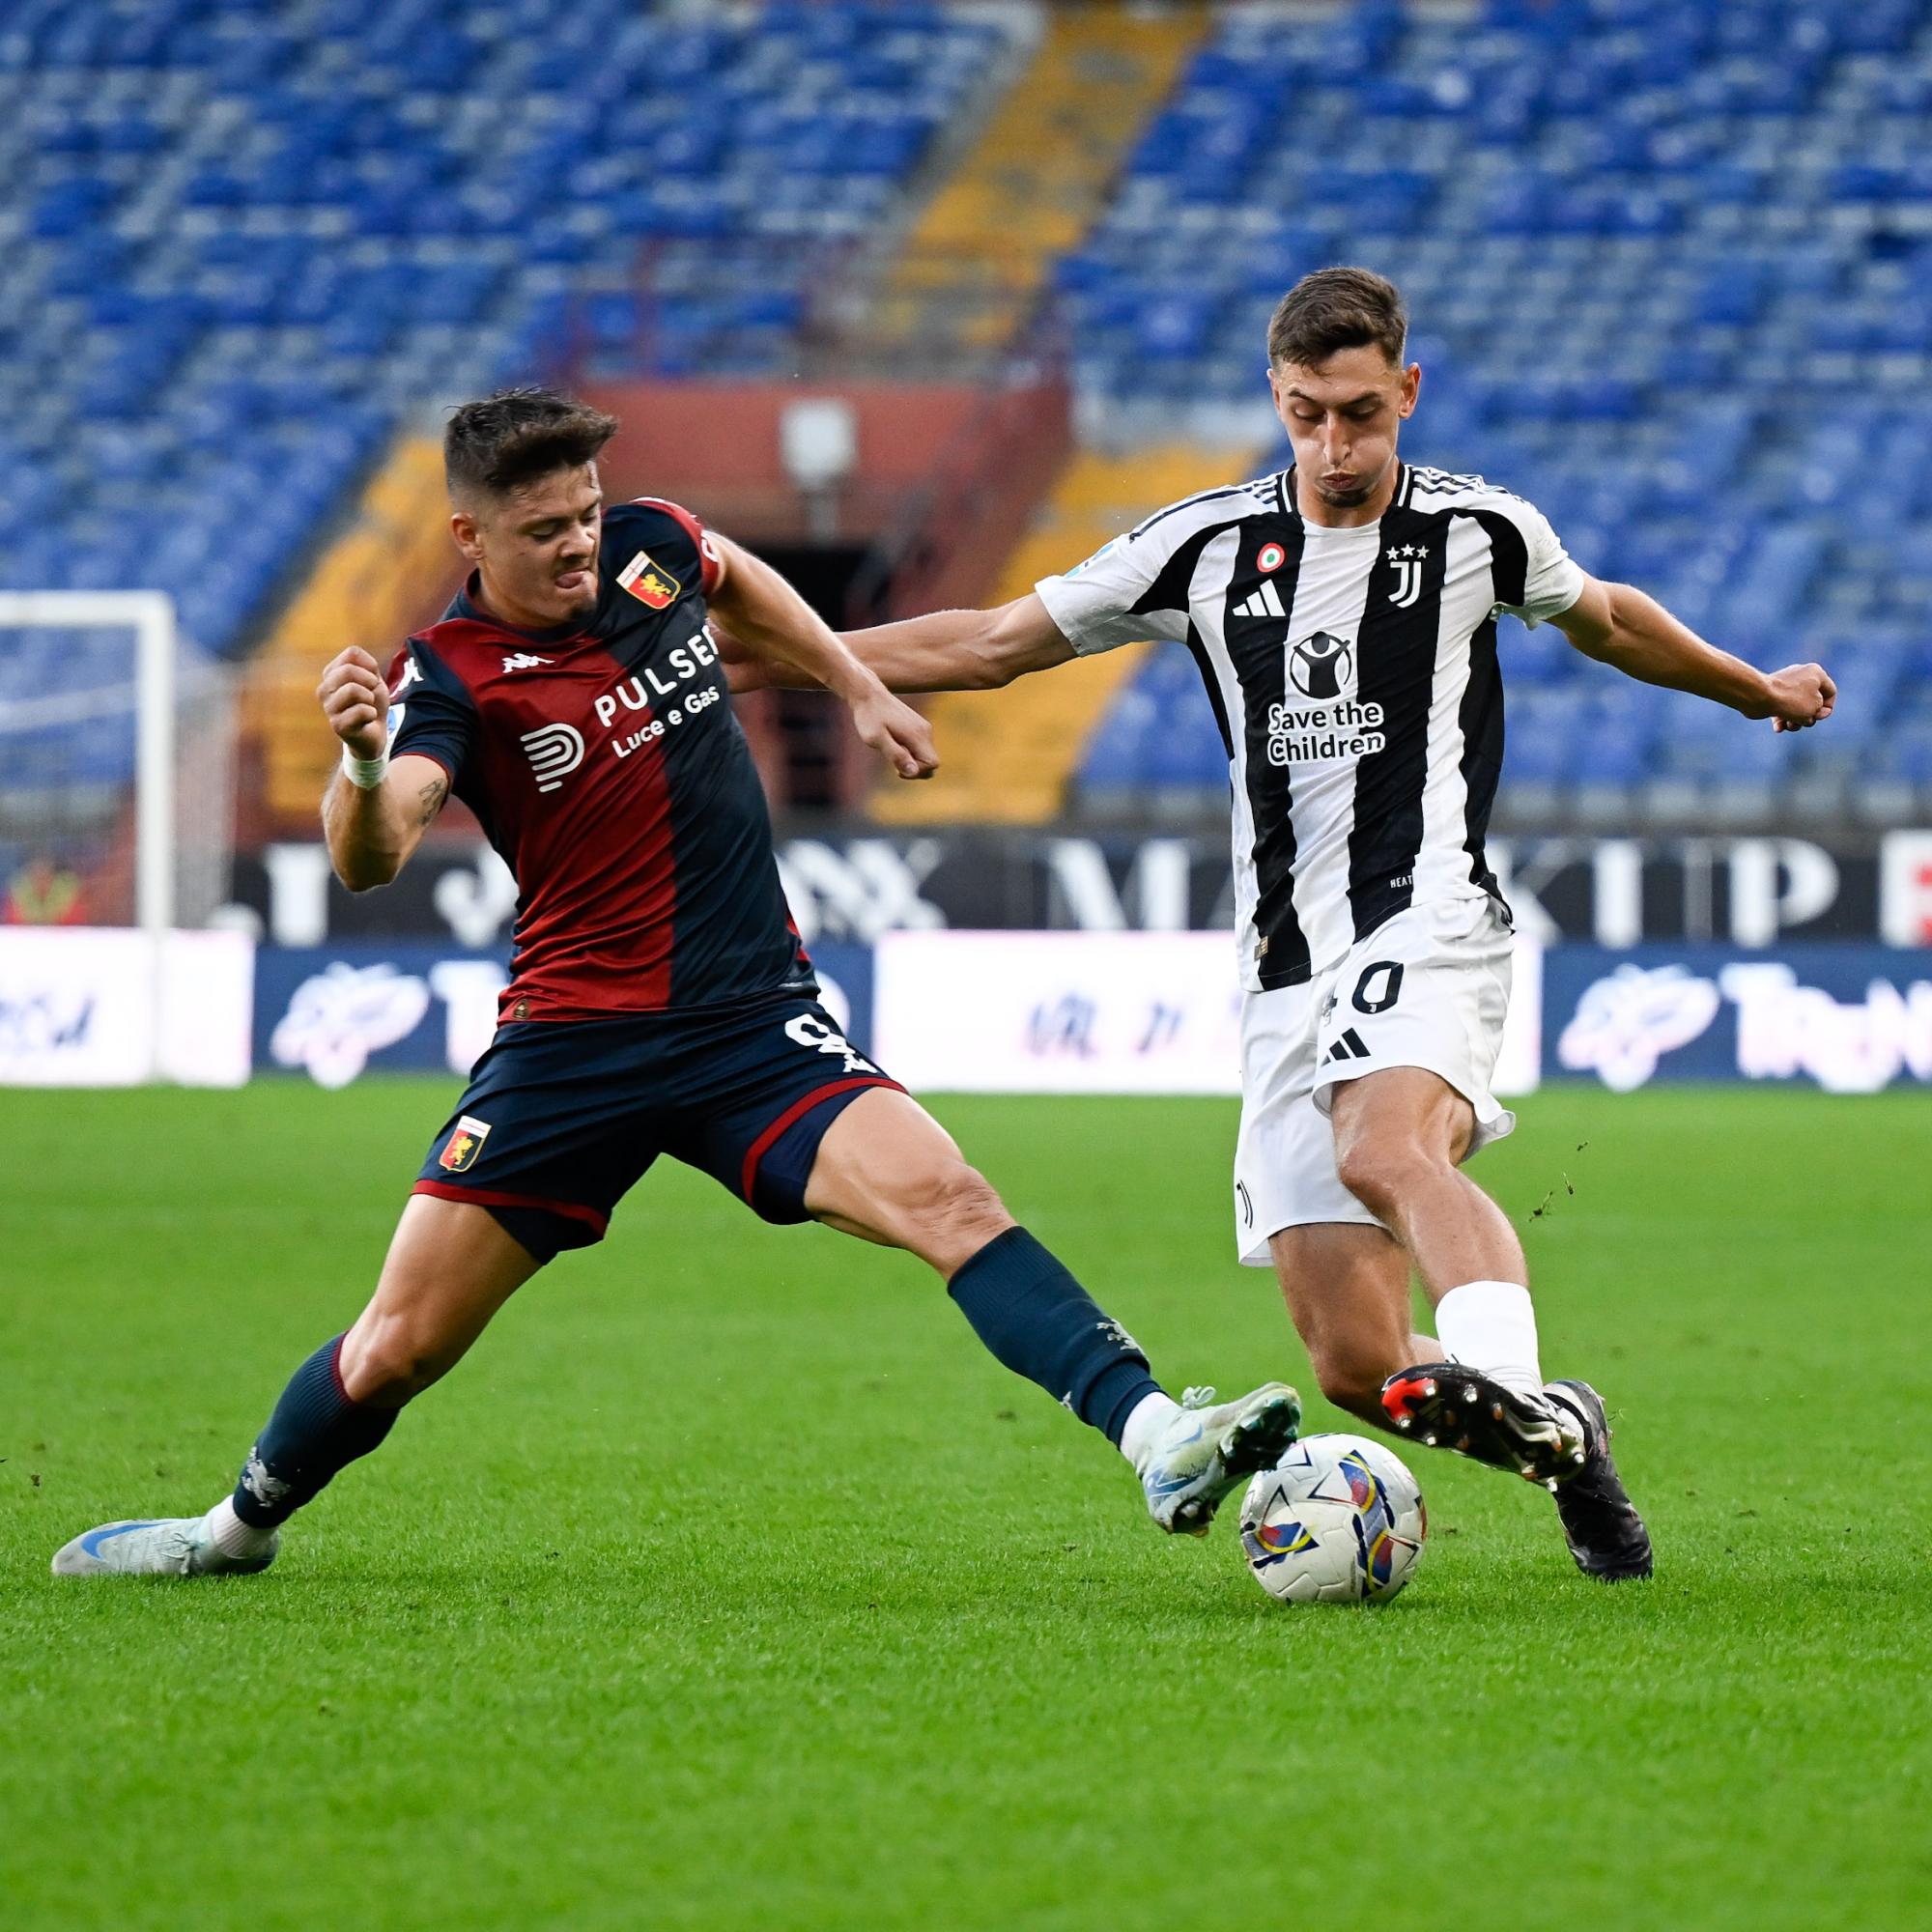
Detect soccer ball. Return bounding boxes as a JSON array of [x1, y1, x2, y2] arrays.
[[1237, 1434, 1426, 1605]]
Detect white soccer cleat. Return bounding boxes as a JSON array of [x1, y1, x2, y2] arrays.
[[50, 1514, 277, 1578], [1141, 1382, 1302, 1536]]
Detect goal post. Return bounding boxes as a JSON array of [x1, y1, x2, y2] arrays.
[[0, 588, 232, 938], [0, 590, 255, 1085]]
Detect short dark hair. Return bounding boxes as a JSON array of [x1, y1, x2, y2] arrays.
[[1266, 268, 1407, 369], [443, 385, 619, 497]]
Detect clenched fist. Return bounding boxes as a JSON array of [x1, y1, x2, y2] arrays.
[[850, 686, 938, 781], [1765, 663, 1835, 732], [318, 647, 390, 758]]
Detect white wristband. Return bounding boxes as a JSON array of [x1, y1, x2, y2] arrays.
[[341, 743, 389, 789]]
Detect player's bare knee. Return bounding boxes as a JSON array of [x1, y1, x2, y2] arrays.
[[923, 1162, 1009, 1248], [1333, 1135, 1428, 1219]]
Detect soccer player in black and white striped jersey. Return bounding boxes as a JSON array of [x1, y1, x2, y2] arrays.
[[732, 269, 1835, 1581]]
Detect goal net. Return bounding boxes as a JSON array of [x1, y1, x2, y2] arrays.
[[0, 591, 235, 934]]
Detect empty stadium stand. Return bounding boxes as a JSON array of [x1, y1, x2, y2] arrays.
[[3, 0, 1928, 847], [1063, 0, 1932, 824], [873, 443, 1253, 824], [0, 0, 1020, 812]]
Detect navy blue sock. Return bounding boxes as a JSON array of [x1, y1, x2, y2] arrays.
[[947, 1228, 1163, 1444], [231, 1336, 399, 1528]]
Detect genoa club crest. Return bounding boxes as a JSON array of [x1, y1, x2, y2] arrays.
[[618, 550, 680, 610], [438, 1114, 492, 1173]]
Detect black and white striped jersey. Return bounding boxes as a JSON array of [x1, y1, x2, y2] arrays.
[[1036, 463, 1584, 992]]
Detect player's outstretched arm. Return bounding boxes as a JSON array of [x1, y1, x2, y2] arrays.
[[722, 593, 1075, 696], [706, 533, 938, 780], [317, 646, 451, 890], [1550, 576, 1835, 731]]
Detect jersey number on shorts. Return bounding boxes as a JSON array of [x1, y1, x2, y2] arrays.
[[785, 1012, 880, 1076], [1350, 961, 1405, 1014]]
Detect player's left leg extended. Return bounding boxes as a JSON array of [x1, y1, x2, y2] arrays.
[[52, 1196, 541, 1577], [801, 1088, 1300, 1535], [1326, 1066, 1651, 1577]]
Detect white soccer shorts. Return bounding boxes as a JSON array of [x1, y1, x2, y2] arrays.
[[1233, 895, 1517, 1265]]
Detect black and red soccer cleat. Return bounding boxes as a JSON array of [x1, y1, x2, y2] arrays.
[[1379, 1362, 1589, 1487], [1543, 1379, 1654, 1581]]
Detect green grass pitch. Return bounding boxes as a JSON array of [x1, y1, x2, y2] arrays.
[[4, 1080, 1928, 1931]]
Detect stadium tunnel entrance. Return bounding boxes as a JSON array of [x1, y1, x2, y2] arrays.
[[583, 377, 1071, 818]]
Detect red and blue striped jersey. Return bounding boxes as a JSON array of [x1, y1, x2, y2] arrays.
[[385, 498, 813, 1022]]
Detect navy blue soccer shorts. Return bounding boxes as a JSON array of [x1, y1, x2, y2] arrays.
[[412, 996, 902, 1264]]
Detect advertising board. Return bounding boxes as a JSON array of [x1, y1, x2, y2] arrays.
[[250, 943, 877, 1087], [1548, 945, 1932, 1093], [873, 929, 1545, 1099], [0, 927, 252, 1086]]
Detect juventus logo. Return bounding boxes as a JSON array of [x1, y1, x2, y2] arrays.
[[521, 721, 585, 792], [1387, 544, 1428, 608]]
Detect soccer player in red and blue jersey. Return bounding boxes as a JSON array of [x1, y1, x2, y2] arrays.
[[54, 387, 1298, 1579]]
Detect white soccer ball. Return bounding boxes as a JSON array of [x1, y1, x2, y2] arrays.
[[1238, 1433, 1427, 1605]]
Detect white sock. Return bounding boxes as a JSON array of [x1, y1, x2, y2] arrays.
[[205, 1495, 278, 1559], [1119, 1391, 1180, 1472], [1434, 1280, 1546, 1406]]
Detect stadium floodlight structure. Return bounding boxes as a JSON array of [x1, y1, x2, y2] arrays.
[[0, 590, 232, 937]]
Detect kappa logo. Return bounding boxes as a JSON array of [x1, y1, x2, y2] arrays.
[[1387, 544, 1429, 609], [1289, 631, 1354, 699], [438, 1113, 492, 1173], [394, 655, 423, 691], [240, 1452, 292, 1509], [1234, 578, 1288, 621], [521, 721, 585, 792], [502, 652, 554, 673], [618, 550, 680, 610]]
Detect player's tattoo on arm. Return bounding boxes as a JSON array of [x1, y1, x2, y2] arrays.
[[416, 776, 448, 827]]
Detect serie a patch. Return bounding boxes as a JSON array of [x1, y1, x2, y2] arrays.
[[618, 550, 680, 610], [438, 1114, 492, 1173]]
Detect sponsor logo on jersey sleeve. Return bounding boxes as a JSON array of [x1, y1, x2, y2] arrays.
[[438, 1113, 493, 1172], [618, 550, 680, 609]]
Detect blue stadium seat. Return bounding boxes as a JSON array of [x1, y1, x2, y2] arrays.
[[0, 0, 1020, 692], [1066, 0, 1932, 812]]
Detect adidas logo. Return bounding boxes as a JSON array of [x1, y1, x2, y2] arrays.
[[1234, 579, 1287, 620], [1322, 1027, 1372, 1065]]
